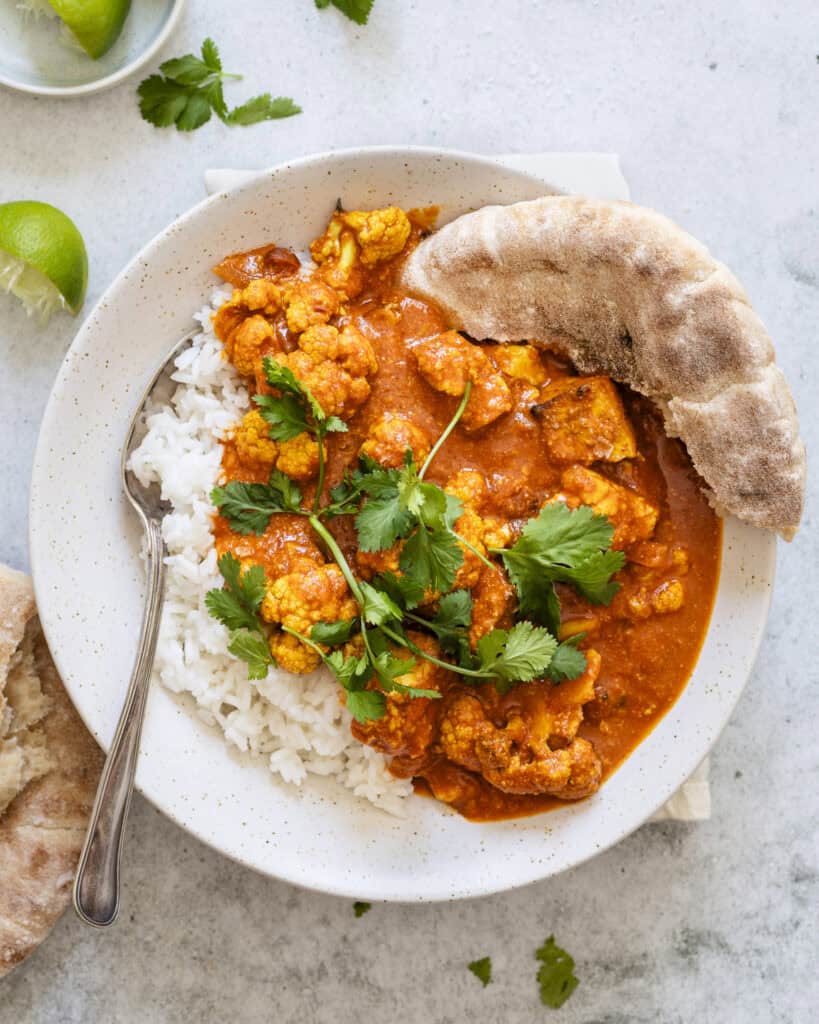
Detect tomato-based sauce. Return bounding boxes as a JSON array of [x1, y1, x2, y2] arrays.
[[210, 207, 722, 821]]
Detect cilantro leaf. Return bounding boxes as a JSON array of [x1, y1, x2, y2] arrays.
[[422, 590, 473, 660], [263, 357, 328, 425], [311, 619, 358, 645], [353, 901, 371, 917], [468, 957, 492, 987], [254, 393, 310, 441], [355, 495, 413, 552], [518, 503, 615, 565], [176, 92, 212, 132], [400, 525, 463, 595], [205, 553, 267, 634], [200, 37, 222, 71], [159, 54, 213, 86], [205, 588, 259, 633], [359, 582, 403, 626], [326, 650, 373, 691], [137, 75, 191, 128], [371, 571, 425, 611], [138, 39, 301, 133], [546, 635, 587, 683], [316, 0, 374, 25], [500, 503, 623, 625], [535, 935, 579, 1009], [556, 549, 626, 604], [476, 622, 557, 692], [228, 629, 274, 680], [226, 95, 302, 125], [212, 471, 303, 535], [345, 688, 386, 723]]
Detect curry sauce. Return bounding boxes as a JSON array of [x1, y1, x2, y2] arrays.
[[210, 208, 722, 822]]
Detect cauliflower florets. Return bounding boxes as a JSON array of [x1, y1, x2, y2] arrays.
[[213, 279, 282, 344], [234, 409, 279, 467], [269, 632, 322, 674], [261, 559, 358, 634], [299, 323, 378, 378], [282, 279, 340, 334], [469, 565, 515, 647], [275, 433, 323, 481], [359, 413, 431, 469], [309, 215, 366, 298], [558, 466, 658, 549], [341, 207, 411, 266], [443, 469, 486, 511], [413, 331, 512, 431], [450, 508, 487, 590], [439, 659, 603, 801], [278, 350, 372, 419], [223, 314, 277, 377]]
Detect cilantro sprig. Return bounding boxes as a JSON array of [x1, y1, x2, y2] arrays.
[[496, 503, 625, 635], [315, 0, 375, 25], [138, 39, 301, 133], [468, 956, 492, 987], [205, 553, 274, 680]]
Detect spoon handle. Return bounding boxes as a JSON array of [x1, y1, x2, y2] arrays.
[[73, 518, 166, 927]]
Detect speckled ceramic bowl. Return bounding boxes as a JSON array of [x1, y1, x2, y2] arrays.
[[29, 147, 776, 901]]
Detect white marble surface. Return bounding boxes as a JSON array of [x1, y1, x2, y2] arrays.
[[1, 1, 817, 1020]]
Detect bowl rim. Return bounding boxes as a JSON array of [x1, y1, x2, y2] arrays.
[[28, 145, 777, 900], [0, 0, 186, 98]]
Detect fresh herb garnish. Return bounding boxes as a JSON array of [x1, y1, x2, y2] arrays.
[[208, 363, 622, 719], [211, 471, 304, 535], [315, 0, 375, 26], [353, 900, 372, 917], [205, 553, 274, 679], [535, 935, 579, 1009], [496, 502, 625, 635], [138, 38, 301, 133], [468, 956, 492, 987]]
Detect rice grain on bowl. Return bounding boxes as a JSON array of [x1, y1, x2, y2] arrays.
[[128, 289, 413, 816]]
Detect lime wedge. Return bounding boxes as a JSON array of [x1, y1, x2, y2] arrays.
[[25, 0, 132, 60], [0, 201, 88, 323]]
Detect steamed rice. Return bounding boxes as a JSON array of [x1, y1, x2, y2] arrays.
[[128, 288, 413, 815]]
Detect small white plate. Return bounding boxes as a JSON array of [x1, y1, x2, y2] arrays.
[[0, 0, 185, 97], [29, 147, 776, 901]]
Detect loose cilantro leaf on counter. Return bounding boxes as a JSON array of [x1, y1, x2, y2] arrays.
[[476, 622, 557, 692], [212, 471, 304, 535], [316, 0, 375, 26], [226, 95, 302, 126], [545, 635, 587, 683], [228, 629, 274, 680], [138, 38, 301, 133], [353, 900, 372, 917], [535, 935, 579, 1009], [468, 956, 492, 987]]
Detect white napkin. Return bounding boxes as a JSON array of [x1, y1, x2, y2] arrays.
[[204, 154, 710, 823]]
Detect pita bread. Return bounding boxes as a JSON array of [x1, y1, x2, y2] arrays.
[[402, 196, 805, 538], [0, 565, 102, 978]]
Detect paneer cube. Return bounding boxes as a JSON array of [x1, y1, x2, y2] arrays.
[[534, 376, 637, 463], [559, 465, 658, 549]]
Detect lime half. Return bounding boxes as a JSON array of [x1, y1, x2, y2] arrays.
[[21, 0, 132, 60], [0, 201, 88, 323]]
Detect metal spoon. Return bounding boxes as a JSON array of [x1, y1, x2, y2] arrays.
[[73, 330, 197, 928]]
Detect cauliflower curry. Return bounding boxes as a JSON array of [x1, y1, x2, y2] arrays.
[[207, 205, 722, 821]]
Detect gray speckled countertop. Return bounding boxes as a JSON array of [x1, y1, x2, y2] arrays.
[[1, 2, 817, 1021]]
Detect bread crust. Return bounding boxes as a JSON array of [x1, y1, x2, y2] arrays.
[[0, 566, 102, 978], [402, 196, 805, 537]]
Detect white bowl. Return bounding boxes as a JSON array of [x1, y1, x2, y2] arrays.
[[29, 147, 776, 901], [0, 0, 185, 97]]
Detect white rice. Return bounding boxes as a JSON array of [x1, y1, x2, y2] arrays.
[[128, 288, 413, 815]]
